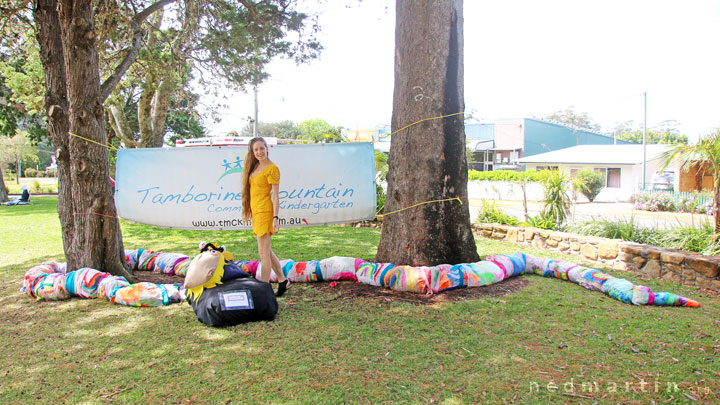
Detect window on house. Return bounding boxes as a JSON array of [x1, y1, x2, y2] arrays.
[[607, 168, 621, 188]]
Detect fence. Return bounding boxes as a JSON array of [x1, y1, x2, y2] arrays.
[[637, 188, 711, 206]]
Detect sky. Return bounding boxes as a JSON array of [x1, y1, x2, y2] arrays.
[[204, 0, 720, 142]]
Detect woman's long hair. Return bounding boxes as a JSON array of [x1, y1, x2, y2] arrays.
[[241, 137, 268, 221]]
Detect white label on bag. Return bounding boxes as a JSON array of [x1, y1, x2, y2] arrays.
[[222, 290, 253, 310]]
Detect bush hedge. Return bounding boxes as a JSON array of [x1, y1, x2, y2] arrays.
[[574, 168, 604, 202], [21, 168, 57, 178], [468, 169, 546, 182]]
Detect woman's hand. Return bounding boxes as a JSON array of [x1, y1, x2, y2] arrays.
[[272, 217, 280, 234]]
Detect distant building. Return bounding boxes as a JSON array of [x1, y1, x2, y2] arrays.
[[371, 118, 635, 171], [344, 130, 376, 143], [517, 144, 672, 201], [464, 123, 495, 171], [468, 118, 635, 171]]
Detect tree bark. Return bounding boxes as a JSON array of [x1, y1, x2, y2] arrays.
[[35, 0, 134, 281], [148, 77, 175, 147], [35, 0, 75, 266], [137, 82, 155, 146], [108, 103, 137, 148], [376, 0, 478, 266], [0, 166, 8, 202]]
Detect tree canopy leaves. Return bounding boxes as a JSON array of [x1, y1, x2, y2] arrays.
[[1, 0, 323, 148], [543, 107, 601, 132]]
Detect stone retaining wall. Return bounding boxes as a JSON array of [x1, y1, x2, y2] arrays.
[[472, 223, 720, 292]]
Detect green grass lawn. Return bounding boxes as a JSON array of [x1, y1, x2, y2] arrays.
[[2, 176, 59, 194], [1, 197, 719, 403]]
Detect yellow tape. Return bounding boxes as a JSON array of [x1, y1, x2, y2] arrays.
[[69, 132, 118, 151], [381, 196, 464, 217], [388, 112, 464, 137]]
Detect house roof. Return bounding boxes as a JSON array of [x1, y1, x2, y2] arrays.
[[467, 139, 494, 151], [518, 144, 672, 165]]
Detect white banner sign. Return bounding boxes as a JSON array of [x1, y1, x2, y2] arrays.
[[115, 143, 376, 230]]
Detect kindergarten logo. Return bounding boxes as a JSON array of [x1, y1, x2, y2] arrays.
[[217, 156, 244, 183]]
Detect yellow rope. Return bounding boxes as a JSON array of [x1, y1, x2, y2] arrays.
[[380, 196, 464, 217], [69, 112, 465, 150], [387, 111, 464, 137], [69, 115, 468, 220], [69, 132, 118, 151], [378, 112, 467, 216]]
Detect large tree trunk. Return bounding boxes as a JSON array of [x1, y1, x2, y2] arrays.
[[0, 166, 8, 202], [376, 0, 478, 266], [35, 0, 133, 281], [35, 0, 75, 266]]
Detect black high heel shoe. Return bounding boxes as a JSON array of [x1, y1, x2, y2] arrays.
[[276, 279, 291, 297]]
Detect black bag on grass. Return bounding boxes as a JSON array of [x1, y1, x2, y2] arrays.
[[188, 278, 278, 327]]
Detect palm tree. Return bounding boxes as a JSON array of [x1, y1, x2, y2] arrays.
[[660, 130, 720, 243]]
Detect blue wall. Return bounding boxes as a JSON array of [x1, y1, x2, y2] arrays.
[[523, 118, 634, 157], [465, 123, 495, 141]]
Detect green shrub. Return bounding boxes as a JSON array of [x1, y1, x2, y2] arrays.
[[575, 168, 604, 202], [44, 169, 57, 178], [468, 169, 545, 182], [653, 221, 716, 253], [632, 190, 711, 214], [522, 213, 558, 230], [376, 183, 386, 214], [474, 200, 519, 225], [632, 192, 676, 212], [33, 180, 41, 192], [541, 170, 571, 225], [24, 168, 38, 177], [559, 215, 720, 252]]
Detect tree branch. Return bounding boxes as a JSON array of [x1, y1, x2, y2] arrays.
[[0, 0, 33, 29], [99, 0, 177, 101], [107, 104, 137, 148], [0, 0, 31, 18], [238, 0, 259, 21]]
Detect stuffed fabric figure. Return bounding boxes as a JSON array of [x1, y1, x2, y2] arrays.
[[184, 243, 278, 327], [184, 243, 233, 301], [189, 278, 278, 327], [23, 247, 701, 310]]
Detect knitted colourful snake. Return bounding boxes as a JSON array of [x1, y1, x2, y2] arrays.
[[21, 249, 700, 307]]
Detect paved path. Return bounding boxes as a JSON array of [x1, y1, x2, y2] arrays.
[[469, 198, 712, 229]]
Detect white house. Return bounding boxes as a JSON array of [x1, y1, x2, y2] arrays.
[[517, 144, 674, 202]]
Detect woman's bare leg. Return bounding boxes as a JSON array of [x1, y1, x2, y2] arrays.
[[257, 234, 286, 283]]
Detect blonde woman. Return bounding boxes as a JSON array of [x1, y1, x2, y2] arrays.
[[241, 137, 290, 297]]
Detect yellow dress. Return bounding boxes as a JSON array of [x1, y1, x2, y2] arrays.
[[249, 163, 280, 236]]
